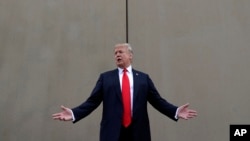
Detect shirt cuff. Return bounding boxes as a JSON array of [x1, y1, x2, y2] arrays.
[[70, 109, 75, 121], [175, 107, 180, 120]]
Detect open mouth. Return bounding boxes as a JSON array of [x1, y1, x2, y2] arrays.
[[117, 58, 122, 62]]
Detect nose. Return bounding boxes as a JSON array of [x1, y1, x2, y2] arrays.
[[115, 52, 121, 57]]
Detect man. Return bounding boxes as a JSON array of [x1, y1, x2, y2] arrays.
[[52, 43, 197, 141]]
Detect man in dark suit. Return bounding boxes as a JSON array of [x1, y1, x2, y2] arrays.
[[52, 43, 197, 141]]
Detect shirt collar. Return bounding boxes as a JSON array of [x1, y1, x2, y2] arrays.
[[118, 65, 132, 74]]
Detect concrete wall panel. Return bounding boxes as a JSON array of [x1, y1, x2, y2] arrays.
[[0, 0, 125, 141], [129, 0, 250, 141]]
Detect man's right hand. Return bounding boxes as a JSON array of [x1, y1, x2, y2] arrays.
[[52, 105, 73, 121]]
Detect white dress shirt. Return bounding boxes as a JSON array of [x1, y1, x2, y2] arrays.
[[118, 65, 134, 113]]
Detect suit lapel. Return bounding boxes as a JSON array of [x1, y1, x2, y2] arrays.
[[132, 69, 140, 104], [113, 69, 122, 101]]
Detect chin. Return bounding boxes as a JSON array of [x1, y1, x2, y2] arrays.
[[116, 64, 124, 68]]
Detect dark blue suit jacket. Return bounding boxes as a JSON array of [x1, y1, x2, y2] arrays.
[[72, 68, 178, 141]]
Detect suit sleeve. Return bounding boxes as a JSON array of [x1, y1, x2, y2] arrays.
[[146, 75, 178, 121], [71, 74, 103, 123]]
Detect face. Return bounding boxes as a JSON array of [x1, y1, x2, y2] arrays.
[[114, 44, 133, 68]]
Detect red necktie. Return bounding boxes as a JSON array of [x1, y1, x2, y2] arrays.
[[122, 69, 131, 127]]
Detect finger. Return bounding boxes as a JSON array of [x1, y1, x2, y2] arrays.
[[188, 111, 197, 115], [53, 115, 62, 120], [181, 103, 189, 109], [52, 113, 62, 117], [184, 103, 189, 107], [187, 113, 198, 118], [61, 105, 67, 111], [52, 113, 61, 117], [187, 114, 196, 119], [52, 112, 65, 120], [188, 110, 197, 113], [54, 116, 68, 121], [183, 116, 188, 120]]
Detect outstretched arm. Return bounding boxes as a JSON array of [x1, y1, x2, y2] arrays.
[[52, 105, 73, 121], [177, 103, 197, 120]]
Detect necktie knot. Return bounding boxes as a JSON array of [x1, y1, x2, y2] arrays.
[[123, 68, 127, 73]]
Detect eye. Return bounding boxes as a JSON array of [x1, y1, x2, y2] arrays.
[[115, 50, 122, 55]]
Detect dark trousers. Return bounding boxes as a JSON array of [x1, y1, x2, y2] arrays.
[[118, 125, 133, 141]]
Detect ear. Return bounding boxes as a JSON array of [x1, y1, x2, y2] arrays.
[[129, 53, 133, 60]]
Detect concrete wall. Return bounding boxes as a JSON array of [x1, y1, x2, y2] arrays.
[[0, 0, 125, 140], [129, 0, 250, 141], [1, 0, 250, 141]]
